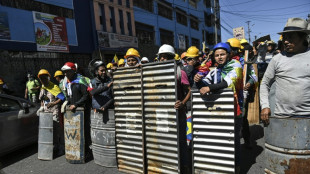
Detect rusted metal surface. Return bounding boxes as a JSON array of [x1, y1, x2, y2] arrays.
[[265, 117, 310, 174], [191, 89, 235, 174], [38, 112, 53, 160], [143, 61, 180, 174], [113, 66, 144, 173], [91, 109, 117, 167], [64, 107, 85, 164]]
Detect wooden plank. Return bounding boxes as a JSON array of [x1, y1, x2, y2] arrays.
[[247, 64, 260, 125]]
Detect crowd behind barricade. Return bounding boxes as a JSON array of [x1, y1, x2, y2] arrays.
[[1, 17, 309, 173]]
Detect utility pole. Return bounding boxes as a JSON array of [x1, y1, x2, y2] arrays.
[[246, 21, 251, 43], [214, 0, 218, 44]]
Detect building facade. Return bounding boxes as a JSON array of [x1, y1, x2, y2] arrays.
[[92, 0, 137, 63], [133, 0, 221, 59], [0, 0, 95, 96]]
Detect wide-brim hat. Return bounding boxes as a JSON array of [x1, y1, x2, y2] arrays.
[[278, 18, 310, 34]]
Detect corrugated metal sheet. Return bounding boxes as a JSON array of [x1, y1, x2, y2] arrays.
[[142, 61, 180, 174], [113, 66, 144, 174], [191, 89, 235, 174], [38, 112, 53, 160]]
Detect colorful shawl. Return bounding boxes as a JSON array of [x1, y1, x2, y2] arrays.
[[42, 81, 66, 101], [221, 59, 244, 117], [65, 74, 93, 97]]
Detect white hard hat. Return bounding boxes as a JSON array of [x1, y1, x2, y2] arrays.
[[141, 57, 149, 62], [157, 44, 175, 55]]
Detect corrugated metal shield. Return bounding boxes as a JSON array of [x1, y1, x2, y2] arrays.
[[142, 61, 181, 173], [38, 112, 53, 160], [113, 66, 144, 174], [191, 89, 235, 173]]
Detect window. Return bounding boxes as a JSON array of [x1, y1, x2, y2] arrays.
[[206, 31, 215, 45], [119, 10, 124, 34], [136, 22, 154, 44], [158, 2, 172, 20], [126, 0, 130, 8], [0, 0, 74, 19], [190, 15, 199, 30], [133, 0, 153, 12], [204, 0, 211, 8], [0, 97, 21, 113], [160, 28, 174, 46], [109, 7, 116, 33], [99, 4, 107, 31], [118, 0, 122, 5], [185, 35, 189, 48], [176, 9, 187, 26], [192, 38, 200, 48], [127, 12, 132, 36], [202, 30, 205, 41]]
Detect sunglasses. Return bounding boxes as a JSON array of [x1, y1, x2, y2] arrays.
[[186, 57, 195, 61]]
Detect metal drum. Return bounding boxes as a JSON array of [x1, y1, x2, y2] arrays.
[[91, 109, 117, 167], [38, 112, 53, 160], [64, 107, 85, 164], [264, 117, 310, 174]]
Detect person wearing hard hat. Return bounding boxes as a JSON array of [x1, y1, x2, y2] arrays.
[[227, 38, 258, 149], [124, 48, 140, 67], [157, 44, 191, 171], [89, 60, 113, 112], [183, 46, 201, 87], [61, 62, 93, 159], [118, 59, 125, 67], [38, 69, 66, 156], [25, 73, 40, 103], [180, 52, 187, 66], [54, 70, 65, 94], [194, 42, 244, 171], [141, 57, 149, 64]]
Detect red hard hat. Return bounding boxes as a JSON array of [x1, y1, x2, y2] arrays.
[[61, 62, 76, 71]]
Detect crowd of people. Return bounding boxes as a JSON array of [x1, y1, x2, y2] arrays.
[[2, 17, 308, 173]]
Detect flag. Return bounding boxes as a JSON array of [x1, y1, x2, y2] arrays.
[[112, 54, 118, 65]]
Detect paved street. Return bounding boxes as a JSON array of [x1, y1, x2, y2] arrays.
[[0, 124, 266, 174]]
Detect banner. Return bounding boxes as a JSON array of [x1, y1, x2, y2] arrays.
[[0, 12, 10, 40], [233, 27, 245, 40], [178, 34, 186, 50], [98, 31, 138, 48], [33, 11, 69, 52]]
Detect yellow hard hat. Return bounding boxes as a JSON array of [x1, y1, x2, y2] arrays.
[[227, 38, 241, 48], [54, 70, 63, 77], [174, 54, 180, 60], [38, 69, 51, 78], [240, 39, 248, 45], [107, 63, 113, 69], [0, 78, 3, 85], [124, 48, 140, 59], [118, 59, 125, 66], [186, 46, 199, 58]]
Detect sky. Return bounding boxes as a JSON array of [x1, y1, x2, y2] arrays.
[[219, 0, 310, 43]]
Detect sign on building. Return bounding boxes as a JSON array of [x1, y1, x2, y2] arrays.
[[233, 27, 245, 40], [97, 31, 138, 48], [33, 11, 69, 52]]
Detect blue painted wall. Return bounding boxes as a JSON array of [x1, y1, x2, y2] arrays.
[[134, 0, 219, 49], [0, 0, 94, 54], [35, 0, 74, 9]]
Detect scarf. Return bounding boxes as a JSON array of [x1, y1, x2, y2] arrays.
[[65, 74, 92, 97], [42, 81, 65, 101]]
